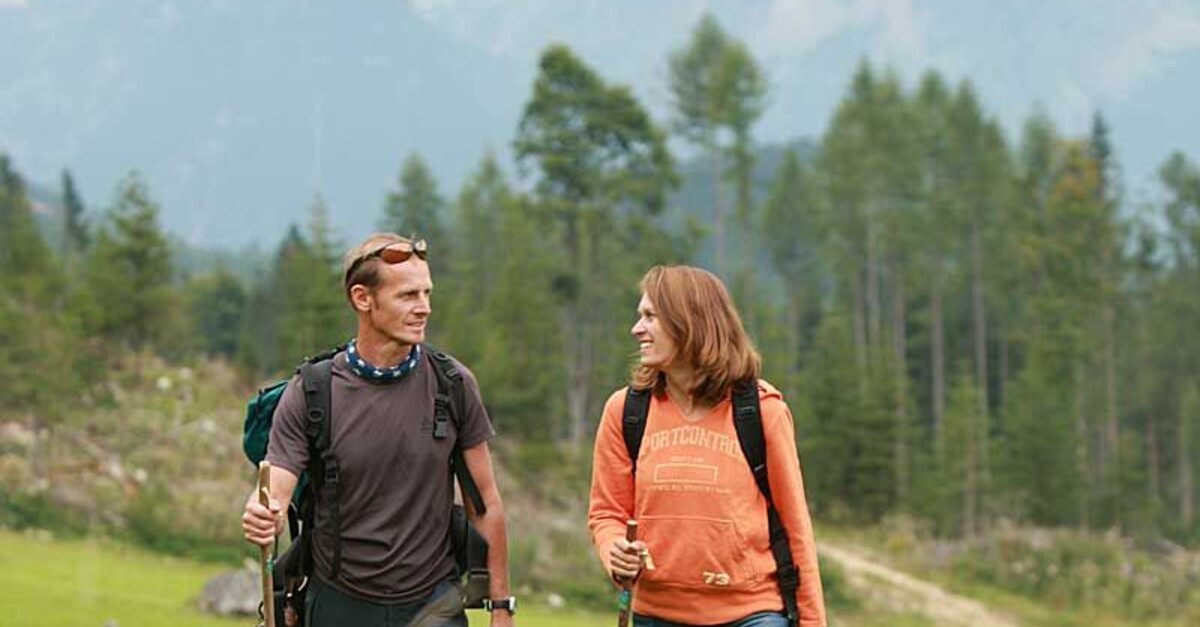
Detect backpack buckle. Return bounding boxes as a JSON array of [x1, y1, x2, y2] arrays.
[[434, 394, 451, 439], [777, 564, 799, 588]]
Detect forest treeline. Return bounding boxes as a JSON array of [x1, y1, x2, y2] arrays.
[[2, 15, 1197, 545]]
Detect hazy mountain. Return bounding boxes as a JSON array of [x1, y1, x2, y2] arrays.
[[3, 1, 1198, 249]]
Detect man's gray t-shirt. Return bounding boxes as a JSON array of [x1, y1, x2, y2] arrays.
[[266, 350, 495, 603]]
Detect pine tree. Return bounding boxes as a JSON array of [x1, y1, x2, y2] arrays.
[[274, 196, 350, 365], [668, 13, 766, 277], [380, 153, 446, 245], [432, 152, 510, 357], [187, 267, 248, 359], [61, 169, 89, 251], [762, 150, 823, 396], [474, 194, 566, 439], [0, 155, 56, 300], [0, 154, 77, 423], [514, 44, 676, 443], [84, 173, 174, 351]]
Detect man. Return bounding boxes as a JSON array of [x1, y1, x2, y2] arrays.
[[242, 233, 515, 627]]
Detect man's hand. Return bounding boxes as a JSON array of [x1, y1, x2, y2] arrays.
[[242, 490, 283, 547], [489, 610, 515, 627], [608, 538, 647, 581]]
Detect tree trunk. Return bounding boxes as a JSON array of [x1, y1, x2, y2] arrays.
[[1181, 391, 1195, 528], [970, 222, 991, 523], [1147, 412, 1161, 516], [562, 212, 587, 444], [999, 322, 1010, 412], [866, 206, 881, 348], [854, 270, 868, 387], [563, 300, 587, 444], [891, 271, 909, 505], [1074, 362, 1090, 528], [964, 399, 978, 538], [932, 269, 946, 461], [786, 288, 803, 394], [1103, 302, 1119, 482], [711, 145, 726, 277]]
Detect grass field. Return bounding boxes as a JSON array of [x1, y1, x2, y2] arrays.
[[0, 526, 966, 627], [0, 528, 605, 626]]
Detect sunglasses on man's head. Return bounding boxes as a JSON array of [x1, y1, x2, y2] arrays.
[[345, 239, 428, 284]]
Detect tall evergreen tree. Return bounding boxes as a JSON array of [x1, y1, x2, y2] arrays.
[[668, 13, 766, 276], [84, 173, 173, 351], [433, 152, 509, 350], [380, 153, 447, 245], [515, 44, 676, 443], [0, 154, 77, 423], [61, 169, 89, 251], [0, 155, 56, 299], [762, 149, 823, 395], [1086, 112, 1126, 526], [274, 195, 349, 365], [187, 267, 248, 359]]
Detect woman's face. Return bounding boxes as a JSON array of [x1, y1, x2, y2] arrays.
[[631, 293, 676, 370]]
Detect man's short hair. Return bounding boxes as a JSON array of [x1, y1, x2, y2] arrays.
[[342, 233, 414, 302]]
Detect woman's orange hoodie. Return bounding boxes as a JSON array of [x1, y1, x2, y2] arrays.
[[588, 381, 826, 626]]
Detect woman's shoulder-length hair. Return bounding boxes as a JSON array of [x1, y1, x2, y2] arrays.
[[631, 265, 761, 406]]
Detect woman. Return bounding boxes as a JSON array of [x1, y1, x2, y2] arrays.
[[588, 265, 826, 627]]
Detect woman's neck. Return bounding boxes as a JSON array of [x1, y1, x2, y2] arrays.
[[664, 365, 708, 418]]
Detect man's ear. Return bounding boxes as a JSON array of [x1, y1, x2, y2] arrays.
[[349, 284, 373, 313]]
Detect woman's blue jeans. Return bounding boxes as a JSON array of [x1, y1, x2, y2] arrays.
[[633, 611, 789, 627]]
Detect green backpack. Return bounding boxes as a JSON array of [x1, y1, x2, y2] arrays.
[[242, 345, 343, 522]]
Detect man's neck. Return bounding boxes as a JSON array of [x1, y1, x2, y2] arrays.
[[354, 330, 414, 368]]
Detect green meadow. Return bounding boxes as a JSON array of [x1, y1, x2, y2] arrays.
[[0, 529, 603, 627]]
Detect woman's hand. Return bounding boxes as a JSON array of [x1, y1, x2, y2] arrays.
[[609, 538, 647, 581]]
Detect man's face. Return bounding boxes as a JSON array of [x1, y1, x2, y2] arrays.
[[363, 258, 432, 347], [631, 293, 676, 370]]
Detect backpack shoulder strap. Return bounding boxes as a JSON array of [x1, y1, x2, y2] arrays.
[[622, 387, 652, 476], [732, 380, 771, 500], [426, 346, 487, 516], [731, 379, 801, 626], [298, 350, 342, 577]]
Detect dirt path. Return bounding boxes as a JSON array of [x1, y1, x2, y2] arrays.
[[820, 543, 1018, 627]]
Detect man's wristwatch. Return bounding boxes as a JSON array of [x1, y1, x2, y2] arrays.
[[484, 596, 518, 615]]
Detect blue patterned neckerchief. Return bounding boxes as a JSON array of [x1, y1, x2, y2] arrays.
[[346, 340, 422, 383]]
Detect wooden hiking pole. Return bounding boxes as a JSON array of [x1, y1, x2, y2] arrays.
[[616, 520, 638, 627], [257, 461, 276, 627]]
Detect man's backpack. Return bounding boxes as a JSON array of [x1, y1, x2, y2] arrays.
[[242, 345, 490, 623], [621, 380, 801, 626]]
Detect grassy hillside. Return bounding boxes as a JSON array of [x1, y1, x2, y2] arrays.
[[0, 529, 244, 627], [0, 528, 608, 627], [5, 356, 1195, 627]]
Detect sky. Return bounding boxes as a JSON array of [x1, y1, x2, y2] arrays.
[[2, 0, 1198, 247]]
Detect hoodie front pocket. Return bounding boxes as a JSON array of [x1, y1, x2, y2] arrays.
[[639, 514, 753, 590]]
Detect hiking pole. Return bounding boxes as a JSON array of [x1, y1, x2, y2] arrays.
[[257, 461, 276, 627], [616, 519, 638, 627]]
